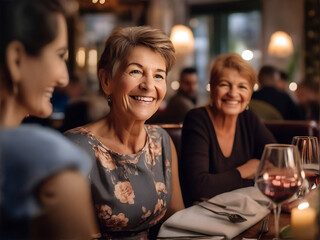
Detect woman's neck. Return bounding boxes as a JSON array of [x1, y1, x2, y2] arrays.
[[206, 105, 238, 133], [1, 95, 27, 128], [88, 112, 147, 154], [206, 105, 237, 157]]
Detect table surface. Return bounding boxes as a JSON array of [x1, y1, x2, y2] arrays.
[[233, 211, 291, 240]]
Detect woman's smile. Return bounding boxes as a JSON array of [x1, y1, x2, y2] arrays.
[[44, 87, 54, 99], [222, 99, 240, 105], [130, 95, 155, 103]]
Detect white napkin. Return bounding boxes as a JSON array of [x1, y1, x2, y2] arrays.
[[158, 187, 270, 240], [207, 192, 259, 216]]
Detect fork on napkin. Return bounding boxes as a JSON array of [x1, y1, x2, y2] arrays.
[[206, 192, 260, 216], [157, 187, 270, 240]]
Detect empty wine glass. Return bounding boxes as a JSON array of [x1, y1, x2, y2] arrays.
[[255, 144, 303, 240], [292, 136, 319, 191]]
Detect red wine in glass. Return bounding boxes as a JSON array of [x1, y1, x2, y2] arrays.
[[255, 144, 302, 240], [256, 174, 301, 203], [304, 169, 320, 190], [292, 136, 319, 193]]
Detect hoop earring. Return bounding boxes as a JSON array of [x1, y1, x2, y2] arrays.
[[246, 104, 249, 110]]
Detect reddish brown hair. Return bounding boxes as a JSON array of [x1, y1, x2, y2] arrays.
[[210, 53, 258, 90]]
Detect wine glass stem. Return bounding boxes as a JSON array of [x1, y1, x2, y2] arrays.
[[273, 203, 282, 239]]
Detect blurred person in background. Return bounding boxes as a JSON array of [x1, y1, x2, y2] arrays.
[[277, 70, 289, 92], [295, 80, 319, 120], [180, 53, 276, 207], [65, 26, 185, 239], [0, 0, 97, 239], [161, 67, 199, 123], [252, 65, 304, 120]]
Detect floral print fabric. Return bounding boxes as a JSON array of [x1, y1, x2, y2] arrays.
[[65, 125, 172, 239]]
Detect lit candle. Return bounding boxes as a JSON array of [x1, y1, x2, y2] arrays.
[[291, 202, 318, 240]]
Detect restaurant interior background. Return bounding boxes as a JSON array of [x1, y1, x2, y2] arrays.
[[48, 0, 320, 125]]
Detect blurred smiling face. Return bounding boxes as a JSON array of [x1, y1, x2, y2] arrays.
[[211, 68, 252, 116], [17, 14, 69, 118]]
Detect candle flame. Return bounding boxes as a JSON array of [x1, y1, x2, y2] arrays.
[[298, 202, 309, 210]]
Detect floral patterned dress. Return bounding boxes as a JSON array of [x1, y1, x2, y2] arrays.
[[65, 125, 172, 239]]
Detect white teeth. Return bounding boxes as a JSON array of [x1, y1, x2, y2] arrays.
[[45, 87, 54, 99], [134, 96, 154, 102], [225, 100, 238, 104], [45, 92, 52, 98]]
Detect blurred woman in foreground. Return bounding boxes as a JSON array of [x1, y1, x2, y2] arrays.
[[181, 53, 276, 207], [0, 0, 97, 239], [65, 26, 185, 239]]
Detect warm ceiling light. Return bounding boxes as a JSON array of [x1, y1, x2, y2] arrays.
[[268, 31, 294, 58], [92, 0, 98, 3], [170, 24, 194, 55], [88, 49, 98, 67], [88, 49, 98, 75], [76, 47, 86, 68]]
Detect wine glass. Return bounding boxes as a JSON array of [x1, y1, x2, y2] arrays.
[[255, 144, 303, 240], [292, 136, 319, 191]]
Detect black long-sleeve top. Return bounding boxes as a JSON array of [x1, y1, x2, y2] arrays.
[[180, 107, 276, 206]]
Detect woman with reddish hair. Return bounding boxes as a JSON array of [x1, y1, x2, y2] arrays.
[[180, 53, 276, 207]]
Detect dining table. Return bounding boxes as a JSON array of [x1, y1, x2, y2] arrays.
[[157, 186, 299, 240], [157, 211, 292, 240], [234, 211, 291, 239], [236, 188, 320, 240]]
